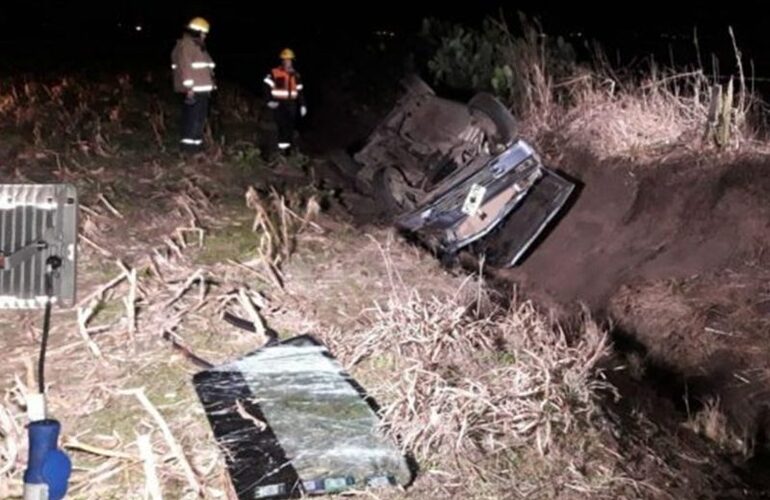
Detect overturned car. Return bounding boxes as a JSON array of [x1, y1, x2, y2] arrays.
[[331, 75, 575, 267]]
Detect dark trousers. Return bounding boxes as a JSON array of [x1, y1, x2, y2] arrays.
[[181, 92, 210, 152], [274, 100, 298, 151]]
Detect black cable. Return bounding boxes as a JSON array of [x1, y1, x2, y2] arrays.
[[223, 311, 280, 345], [37, 256, 61, 394], [161, 331, 214, 369]]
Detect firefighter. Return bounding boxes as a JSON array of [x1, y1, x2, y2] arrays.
[[263, 48, 307, 154], [171, 17, 216, 153]]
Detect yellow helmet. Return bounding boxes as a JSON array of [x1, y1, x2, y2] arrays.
[[280, 48, 296, 60], [188, 17, 210, 34]]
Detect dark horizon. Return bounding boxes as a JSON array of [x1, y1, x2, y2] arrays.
[[1, 1, 769, 87]]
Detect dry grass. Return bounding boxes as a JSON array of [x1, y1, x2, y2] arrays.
[[0, 132, 716, 498], [525, 64, 763, 162], [0, 180, 717, 499], [307, 251, 659, 499], [0, 138, 321, 498], [558, 71, 711, 159], [429, 15, 767, 161], [369, 297, 609, 457], [0, 65, 748, 498], [0, 72, 259, 161], [684, 398, 749, 456]]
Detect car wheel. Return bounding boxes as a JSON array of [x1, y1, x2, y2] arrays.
[[468, 92, 519, 146], [373, 166, 417, 214]]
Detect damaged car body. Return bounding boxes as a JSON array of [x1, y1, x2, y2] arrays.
[[331, 75, 575, 267]]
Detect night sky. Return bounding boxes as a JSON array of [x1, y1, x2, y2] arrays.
[[1, 2, 769, 81]]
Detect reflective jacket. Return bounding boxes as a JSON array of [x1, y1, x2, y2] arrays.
[[171, 34, 216, 93], [263, 67, 305, 104]]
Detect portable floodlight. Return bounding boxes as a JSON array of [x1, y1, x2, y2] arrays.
[[0, 183, 78, 500]]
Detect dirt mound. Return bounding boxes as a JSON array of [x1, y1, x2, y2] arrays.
[[501, 152, 770, 311], [488, 149, 770, 491]]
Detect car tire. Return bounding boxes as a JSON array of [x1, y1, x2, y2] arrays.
[[468, 92, 519, 146], [373, 166, 415, 215]]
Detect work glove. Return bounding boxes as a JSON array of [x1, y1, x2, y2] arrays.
[[267, 101, 279, 109], [300, 105, 307, 117]]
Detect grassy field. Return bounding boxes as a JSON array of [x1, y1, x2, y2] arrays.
[[0, 49, 765, 498]]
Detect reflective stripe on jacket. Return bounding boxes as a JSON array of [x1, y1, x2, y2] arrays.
[[264, 67, 304, 102], [171, 34, 216, 93]]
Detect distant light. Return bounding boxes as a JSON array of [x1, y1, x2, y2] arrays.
[[135, 25, 143, 32]]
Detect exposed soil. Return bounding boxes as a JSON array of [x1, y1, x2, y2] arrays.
[[483, 151, 770, 495], [498, 151, 770, 309], [496, 149, 770, 451]]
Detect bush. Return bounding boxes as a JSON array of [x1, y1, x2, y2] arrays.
[[421, 14, 762, 158], [421, 14, 577, 117]]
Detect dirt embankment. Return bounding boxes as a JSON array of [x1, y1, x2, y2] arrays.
[[503, 152, 770, 310], [495, 148, 770, 483]]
